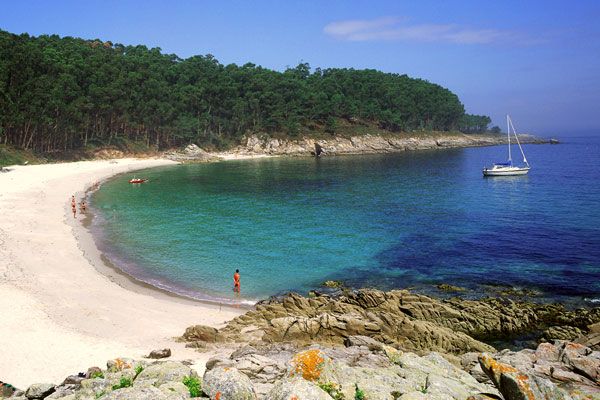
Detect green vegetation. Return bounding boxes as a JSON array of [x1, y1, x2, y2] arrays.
[[111, 377, 132, 390], [318, 382, 344, 399], [134, 364, 144, 377], [182, 376, 202, 398], [0, 145, 40, 167], [354, 384, 365, 400], [459, 114, 492, 134], [94, 390, 106, 399], [0, 29, 491, 156], [89, 371, 104, 379]]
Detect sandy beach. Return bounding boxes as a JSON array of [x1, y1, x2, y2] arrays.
[[0, 158, 244, 388]]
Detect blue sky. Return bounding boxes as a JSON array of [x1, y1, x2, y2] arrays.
[[2, 0, 599, 136]]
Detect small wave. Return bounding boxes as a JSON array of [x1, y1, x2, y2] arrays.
[[584, 298, 600, 303]]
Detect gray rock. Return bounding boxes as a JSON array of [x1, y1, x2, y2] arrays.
[[25, 383, 56, 399], [102, 385, 186, 400], [61, 375, 85, 386], [134, 361, 196, 387], [147, 348, 172, 359], [479, 353, 573, 400], [343, 335, 385, 350], [202, 367, 257, 400], [158, 382, 191, 398], [265, 377, 332, 400], [46, 384, 80, 399]]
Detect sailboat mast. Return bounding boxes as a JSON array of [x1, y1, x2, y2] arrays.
[[508, 115, 529, 166], [507, 115, 512, 163]]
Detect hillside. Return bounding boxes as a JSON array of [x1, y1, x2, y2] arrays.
[[0, 30, 492, 155]]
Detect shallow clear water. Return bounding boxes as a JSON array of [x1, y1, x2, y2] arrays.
[[90, 137, 600, 304]]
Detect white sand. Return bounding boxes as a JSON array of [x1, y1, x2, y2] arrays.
[[0, 159, 244, 388]]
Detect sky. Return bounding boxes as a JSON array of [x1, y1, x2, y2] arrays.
[[1, 0, 600, 136]]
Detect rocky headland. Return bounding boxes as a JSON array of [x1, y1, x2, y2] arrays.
[[4, 289, 599, 400], [165, 132, 548, 162]]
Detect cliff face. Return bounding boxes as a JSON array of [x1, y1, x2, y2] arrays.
[[234, 133, 546, 157]]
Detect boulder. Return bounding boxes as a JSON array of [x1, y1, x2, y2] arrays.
[[265, 377, 332, 400], [147, 348, 172, 359], [102, 385, 186, 400], [45, 384, 80, 399], [25, 383, 56, 399], [85, 367, 103, 379], [134, 361, 196, 387], [202, 367, 257, 400], [157, 382, 191, 398], [182, 325, 221, 343], [479, 353, 571, 399], [107, 358, 135, 372]]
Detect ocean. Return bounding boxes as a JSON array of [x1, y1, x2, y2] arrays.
[[90, 137, 600, 305]]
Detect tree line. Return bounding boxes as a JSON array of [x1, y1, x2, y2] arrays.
[[0, 30, 492, 153]]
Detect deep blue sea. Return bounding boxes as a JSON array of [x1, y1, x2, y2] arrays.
[[90, 137, 600, 305]]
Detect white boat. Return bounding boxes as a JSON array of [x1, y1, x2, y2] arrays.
[[483, 115, 530, 176]]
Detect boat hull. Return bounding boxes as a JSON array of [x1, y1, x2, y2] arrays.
[[483, 167, 530, 176]]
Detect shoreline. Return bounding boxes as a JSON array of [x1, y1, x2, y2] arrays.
[[76, 169, 256, 308], [0, 158, 245, 388]]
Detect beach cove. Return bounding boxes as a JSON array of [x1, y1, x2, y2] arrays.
[[0, 159, 244, 388]]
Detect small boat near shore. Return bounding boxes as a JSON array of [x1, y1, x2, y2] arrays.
[[483, 115, 530, 176], [129, 178, 147, 184]]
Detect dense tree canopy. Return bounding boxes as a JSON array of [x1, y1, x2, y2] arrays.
[[0, 30, 489, 153]]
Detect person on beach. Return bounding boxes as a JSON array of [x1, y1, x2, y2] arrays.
[[71, 195, 77, 218], [233, 269, 240, 293], [80, 200, 86, 213]]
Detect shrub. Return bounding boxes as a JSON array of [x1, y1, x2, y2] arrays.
[[134, 364, 144, 377], [182, 376, 202, 398], [90, 371, 104, 379], [355, 384, 365, 400], [111, 377, 132, 390]]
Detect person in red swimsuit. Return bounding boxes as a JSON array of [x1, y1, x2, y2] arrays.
[[233, 269, 240, 293]]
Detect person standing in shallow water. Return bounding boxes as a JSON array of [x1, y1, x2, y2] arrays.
[[233, 269, 240, 293]]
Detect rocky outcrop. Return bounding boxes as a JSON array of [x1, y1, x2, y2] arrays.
[[189, 289, 600, 356], [7, 339, 599, 400], [231, 133, 547, 157], [470, 341, 600, 399], [206, 341, 499, 399], [164, 143, 218, 162]]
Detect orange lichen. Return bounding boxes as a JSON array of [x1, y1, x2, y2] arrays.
[[291, 349, 325, 381], [215, 391, 221, 400], [113, 358, 132, 371], [514, 373, 536, 400]]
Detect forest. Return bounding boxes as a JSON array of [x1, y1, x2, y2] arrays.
[[0, 30, 494, 154]]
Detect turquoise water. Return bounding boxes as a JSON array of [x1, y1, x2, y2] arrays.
[[90, 137, 600, 304]]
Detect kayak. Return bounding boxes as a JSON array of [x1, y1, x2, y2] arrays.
[[129, 178, 147, 184]]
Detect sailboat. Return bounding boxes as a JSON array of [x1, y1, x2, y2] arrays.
[[483, 115, 530, 176]]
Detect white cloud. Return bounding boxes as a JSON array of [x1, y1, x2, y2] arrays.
[[324, 17, 529, 45]]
